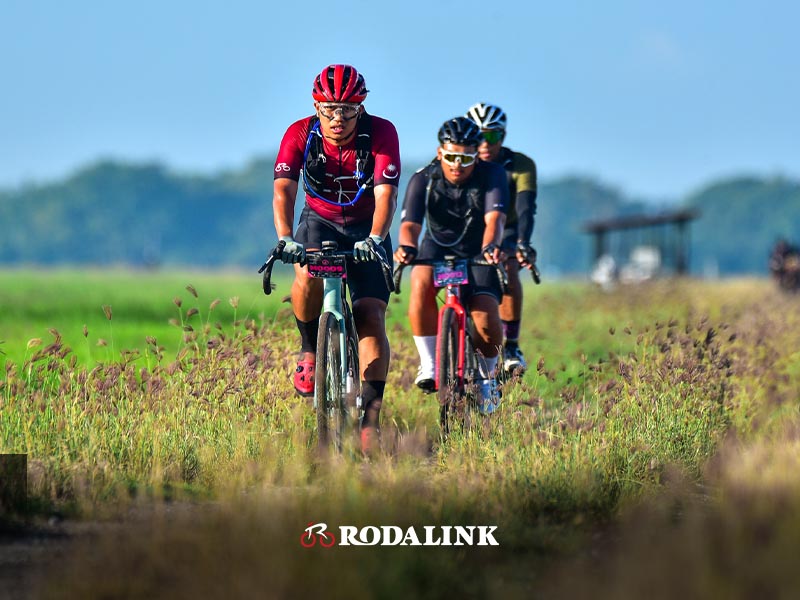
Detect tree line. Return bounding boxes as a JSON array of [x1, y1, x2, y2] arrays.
[[1, 158, 798, 275]]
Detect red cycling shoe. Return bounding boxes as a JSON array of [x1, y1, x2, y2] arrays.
[[360, 426, 381, 457], [294, 359, 315, 397]]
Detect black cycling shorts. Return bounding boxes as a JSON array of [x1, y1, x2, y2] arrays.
[[295, 206, 393, 304], [417, 237, 502, 302]]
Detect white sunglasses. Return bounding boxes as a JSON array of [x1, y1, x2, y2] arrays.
[[318, 103, 361, 120], [440, 151, 478, 167]]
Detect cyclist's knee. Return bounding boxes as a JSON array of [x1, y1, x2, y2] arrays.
[[353, 299, 387, 334], [409, 269, 436, 310], [293, 269, 321, 293], [410, 266, 434, 292], [470, 293, 500, 313]]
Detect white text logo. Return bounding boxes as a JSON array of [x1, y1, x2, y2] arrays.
[[301, 523, 499, 547]]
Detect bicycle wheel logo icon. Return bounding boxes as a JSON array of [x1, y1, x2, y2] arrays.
[[300, 522, 336, 548]]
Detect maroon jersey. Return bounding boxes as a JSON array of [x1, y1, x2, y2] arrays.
[[274, 114, 401, 225]]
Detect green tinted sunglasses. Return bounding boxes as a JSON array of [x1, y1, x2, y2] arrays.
[[481, 130, 504, 145]]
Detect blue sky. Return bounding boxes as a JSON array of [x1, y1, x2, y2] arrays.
[[1, 0, 798, 200]]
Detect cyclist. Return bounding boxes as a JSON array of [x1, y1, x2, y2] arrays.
[[272, 64, 401, 452], [394, 116, 508, 413], [466, 102, 538, 376], [770, 237, 800, 292]]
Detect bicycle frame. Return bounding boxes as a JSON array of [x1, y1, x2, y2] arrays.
[[307, 248, 358, 413]]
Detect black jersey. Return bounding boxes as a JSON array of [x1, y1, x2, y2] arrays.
[[401, 159, 508, 257]]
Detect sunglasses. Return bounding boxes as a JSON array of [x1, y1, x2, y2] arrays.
[[441, 151, 478, 167], [318, 103, 361, 120], [481, 130, 504, 145]]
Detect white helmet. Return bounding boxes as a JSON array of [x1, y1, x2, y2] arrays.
[[466, 102, 507, 131]]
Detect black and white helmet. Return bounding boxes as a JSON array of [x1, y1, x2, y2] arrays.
[[466, 102, 507, 131], [437, 116, 483, 146]]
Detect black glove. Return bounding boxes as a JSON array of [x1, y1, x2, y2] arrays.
[[481, 243, 501, 264], [354, 235, 385, 263], [279, 236, 306, 264], [515, 241, 537, 267], [399, 245, 418, 262]]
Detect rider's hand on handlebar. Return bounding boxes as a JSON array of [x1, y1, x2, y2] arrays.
[[353, 234, 385, 263], [394, 245, 418, 265], [279, 236, 306, 264], [515, 241, 537, 268], [481, 243, 505, 265]]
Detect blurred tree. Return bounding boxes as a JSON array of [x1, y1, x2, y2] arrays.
[[1, 160, 797, 275]]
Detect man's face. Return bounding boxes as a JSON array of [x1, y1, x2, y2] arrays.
[[438, 143, 479, 185], [477, 129, 504, 162], [315, 102, 363, 145]]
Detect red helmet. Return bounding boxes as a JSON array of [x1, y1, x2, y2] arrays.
[[312, 64, 368, 103]]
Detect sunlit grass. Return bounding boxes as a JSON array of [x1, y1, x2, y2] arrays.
[[2, 271, 800, 597]]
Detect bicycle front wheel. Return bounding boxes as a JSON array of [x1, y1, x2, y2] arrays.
[[316, 312, 345, 451], [437, 307, 464, 431], [343, 303, 362, 424]]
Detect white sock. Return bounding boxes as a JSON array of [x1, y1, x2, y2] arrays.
[[413, 335, 437, 373]]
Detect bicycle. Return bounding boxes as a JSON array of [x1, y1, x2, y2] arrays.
[[260, 239, 394, 451], [393, 256, 508, 432]]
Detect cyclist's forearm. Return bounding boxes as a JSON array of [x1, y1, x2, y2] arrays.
[[370, 184, 397, 239], [398, 222, 422, 248], [273, 179, 298, 238], [483, 210, 506, 248]]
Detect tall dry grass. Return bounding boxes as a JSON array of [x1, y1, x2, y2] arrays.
[[2, 275, 799, 598]]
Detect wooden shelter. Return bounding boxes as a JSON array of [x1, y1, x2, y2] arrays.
[[583, 209, 700, 277]]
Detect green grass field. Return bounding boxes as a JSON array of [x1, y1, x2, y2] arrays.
[[2, 269, 800, 598]]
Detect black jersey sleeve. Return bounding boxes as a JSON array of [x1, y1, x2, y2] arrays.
[[484, 162, 509, 215], [400, 170, 429, 225], [515, 190, 536, 242]]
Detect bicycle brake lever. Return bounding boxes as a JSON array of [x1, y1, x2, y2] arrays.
[[531, 264, 542, 284], [381, 256, 396, 294], [260, 240, 287, 295], [392, 264, 404, 295], [495, 264, 510, 295]]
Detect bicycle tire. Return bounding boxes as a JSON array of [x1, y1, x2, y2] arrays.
[[438, 307, 464, 431], [343, 303, 362, 424], [316, 312, 346, 451], [464, 330, 481, 412]]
